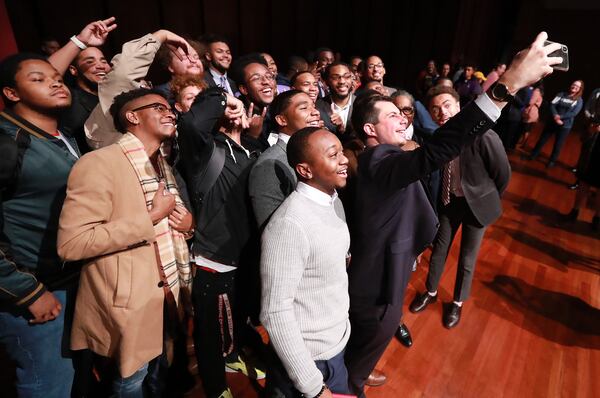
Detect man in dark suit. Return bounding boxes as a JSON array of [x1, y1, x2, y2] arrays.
[[201, 34, 238, 95], [249, 89, 321, 230], [409, 86, 510, 328], [343, 32, 562, 397]]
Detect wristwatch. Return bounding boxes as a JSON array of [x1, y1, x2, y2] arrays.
[[489, 82, 514, 102]]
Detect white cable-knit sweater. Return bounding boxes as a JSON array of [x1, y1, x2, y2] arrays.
[[260, 187, 351, 397]]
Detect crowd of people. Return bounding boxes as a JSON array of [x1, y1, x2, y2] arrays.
[[1, 15, 596, 398]]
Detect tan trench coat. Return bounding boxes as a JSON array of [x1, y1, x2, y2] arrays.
[[58, 144, 164, 377]]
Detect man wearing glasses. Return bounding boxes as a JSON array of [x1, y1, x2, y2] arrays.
[[58, 88, 193, 396], [321, 62, 356, 141], [230, 54, 279, 152], [360, 55, 397, 96]]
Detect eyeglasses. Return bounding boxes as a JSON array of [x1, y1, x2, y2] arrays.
[[367, 63, 385, 70], [329, 73, 353, 82], [248, 72, 275, 84], [131, 102, 177, 119], [397, 107, 415, 116]]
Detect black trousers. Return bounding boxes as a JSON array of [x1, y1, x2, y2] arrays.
[[345, 299, 405, 398], [191, 269, 237, 398]]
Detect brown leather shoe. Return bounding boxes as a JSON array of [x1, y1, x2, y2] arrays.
[[366, 369, 387, 387]]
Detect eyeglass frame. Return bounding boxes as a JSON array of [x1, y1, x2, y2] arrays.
[[130, 102, 178, 119], [367, 63, 385, 70], [397, 106, 415, 116]]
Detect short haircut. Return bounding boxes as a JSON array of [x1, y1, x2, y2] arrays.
[[287, 126, 322, 170], [359, 55, 383, 73], [314, 47, 334, 62], [109, 88, 168, 133], [351, 94, 392, 141], [0, 53, 48, 107], [391, 89, 415, 106], [229, 53, 268, 87], [199, 33, 231, 47], [286, 55, 308, 74], [270, 89, 304, 120], [290, 71, 313, 87], [323, 61, 351, 80], [425, 85, 459, 107], [170, 74, 207, 103]]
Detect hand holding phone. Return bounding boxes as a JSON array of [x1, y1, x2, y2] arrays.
[[544, 40, 569, 71]]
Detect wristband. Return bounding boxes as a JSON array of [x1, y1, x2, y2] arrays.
[[70, 35, 88, 50]]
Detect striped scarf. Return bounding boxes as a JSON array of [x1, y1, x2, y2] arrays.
[[118, 132, 191, 301]]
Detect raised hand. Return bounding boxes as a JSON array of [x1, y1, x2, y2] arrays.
[[152, 29, 194, 62], [499, 32, 563, 94], [246, 103, 267, 139], [77, 16, 117, 47]]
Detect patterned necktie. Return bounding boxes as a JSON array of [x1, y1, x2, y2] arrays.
[[441, 162, 452, 206], [219, 75, 228, 92]]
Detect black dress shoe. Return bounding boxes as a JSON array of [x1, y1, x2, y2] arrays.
[[443, 303, 462, 329], [395, 323, 413, 347], [568, 183, 579, 190], [409, 291, 437, 313]]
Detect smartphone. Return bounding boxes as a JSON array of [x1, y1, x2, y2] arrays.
[[544, 40, 569, 72]]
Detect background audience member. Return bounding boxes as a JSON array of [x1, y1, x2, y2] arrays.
[[525, 79, 584, 167]]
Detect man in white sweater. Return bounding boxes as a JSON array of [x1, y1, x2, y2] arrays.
[[260, 127, 351, 398]]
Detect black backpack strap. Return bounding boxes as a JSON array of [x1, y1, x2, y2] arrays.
[[191, 142, 226, 207]]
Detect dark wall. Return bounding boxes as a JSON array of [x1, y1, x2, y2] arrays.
[[4, 0, 598, 98]]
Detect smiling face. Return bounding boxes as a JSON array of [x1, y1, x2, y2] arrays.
[[239, 62, 276, 106], [4, 59, 71, 112], [275, 92, 321, 134], [128, 94, 177, 140], [301, 129, 348, 195], [365, 55, 386, 82], [70, 47, 111, 92], [292, 72, 319, 103], [569, 80, 582, 96], [428, 93, 460, 126], [206, 41, 232, 73], [366, 101, 410, 146], [326, 64, 352, 98]]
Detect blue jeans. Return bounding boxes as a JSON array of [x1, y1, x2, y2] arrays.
[[265, 346, 350, 397], [0, 289, 74, 398], [111, 362, 149, 398], [531, 123, 572, 162]]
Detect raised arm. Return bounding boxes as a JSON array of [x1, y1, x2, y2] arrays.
[[48, 17, 117, 75]]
